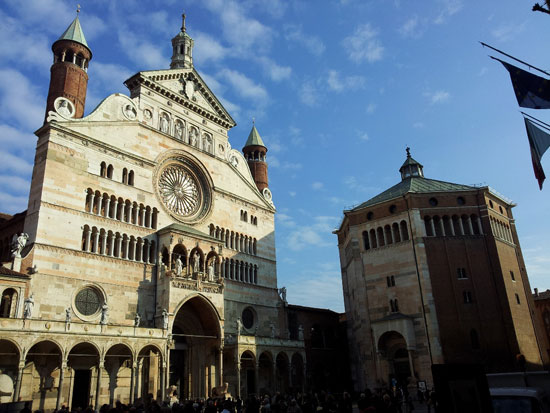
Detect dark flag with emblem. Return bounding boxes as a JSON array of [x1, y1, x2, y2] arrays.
[[497, 59, 550, 109], [524, 117, 550, 189]]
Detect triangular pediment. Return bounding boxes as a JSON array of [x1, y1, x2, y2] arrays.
[[124, 68, 236, 129]]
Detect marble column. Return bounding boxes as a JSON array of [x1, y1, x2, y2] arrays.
[[56, 359, 67, 410], [13, 359, 25, 402], [95, 358, 105, 412]]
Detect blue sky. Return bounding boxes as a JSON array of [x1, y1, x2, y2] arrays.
[[1, 0, 550, 312]]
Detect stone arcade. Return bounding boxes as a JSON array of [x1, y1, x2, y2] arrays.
[[0, 14, 305, 410]]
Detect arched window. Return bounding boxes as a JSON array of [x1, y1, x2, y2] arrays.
[[369, 229, 378, 249], [100, 162, 107, 177], [128, 170, 135, 186], [0, 288, 18, 318], [362, 231, 370, 250], [122, 168, 128, 184], [424, 216, 433, 236], [107, 164, 114, 179]]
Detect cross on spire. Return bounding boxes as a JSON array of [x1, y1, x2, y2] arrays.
[[406, 146, 411, 158]]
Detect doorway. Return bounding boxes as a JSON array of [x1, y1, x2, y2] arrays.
[[72, 370, 91, 409]]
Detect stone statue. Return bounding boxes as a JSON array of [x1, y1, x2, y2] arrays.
[[11, 233, 29, 258], [23, 294, 34, 319], [190, 128, 198, 146], [193, 251, 200, 273], [65, 307, 71, 323], [134, 312, 141, 327], [204, 136, 211, 153], [175, 256, 183, 277], [270, 322, 276, 338], [160, 114, 169, 133], [175, 121, 183, 139], [236, 318, 242, 336], [278, 287, 287, 303], [207, 260, 215, 281], [298, 325, 304, 341], [100, 303, 109, 325], [162, 309, 169, 329], [124, 104, 137, 120]]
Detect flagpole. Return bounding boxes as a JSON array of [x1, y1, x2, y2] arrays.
[[481, 42, 550, 77], [521, 111, 550, 131]]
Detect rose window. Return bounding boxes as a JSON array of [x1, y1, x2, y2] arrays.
[[158, 166, 200, 217]]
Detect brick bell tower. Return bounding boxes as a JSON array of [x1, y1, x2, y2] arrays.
[[243, 124, 269, 191], [45, 12, 92, 120]]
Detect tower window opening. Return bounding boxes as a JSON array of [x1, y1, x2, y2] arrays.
[[515, 293, 521, 305], [510, 270, 515, 281], [463, 291, 473, 304]]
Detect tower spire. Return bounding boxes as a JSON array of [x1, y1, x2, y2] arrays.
[[171, 12, 194, 69], [243, 124, 269, 191], [44, 13, 92, 121]]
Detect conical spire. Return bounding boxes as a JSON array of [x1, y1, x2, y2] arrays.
[[57, 16, 90, 52], [244, 125, 266, 148]]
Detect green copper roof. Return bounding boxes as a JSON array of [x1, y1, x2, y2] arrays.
[[400, 155, 423, 170], [58, 16, 89, 49], [351, 176, 476, 211], [244, 125, 266, 148]]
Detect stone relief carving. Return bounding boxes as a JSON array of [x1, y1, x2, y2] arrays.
[[158, 166, 200, 217], [262, 188, 272, 202], [189, 127, 198, 147], [160, 113, 170, 134], [230, 155, 239, 168], [55, 97, 75, 118], [175, 120, 184, 140], [123, 104, 137, 120], [143, 109, 152, 120]]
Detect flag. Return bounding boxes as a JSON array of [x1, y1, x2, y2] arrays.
[[497, 59, 550, 109], [524, 117, 550, 189]]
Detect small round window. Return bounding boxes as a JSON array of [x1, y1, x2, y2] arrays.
[[242, 307, 255, 330], [389, 205, 397, 214], [75, 287, 102, 316], [457, 196, 465, 206], [429, 197, 438, 207]]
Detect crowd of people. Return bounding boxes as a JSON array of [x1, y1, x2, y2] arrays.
[[19, 386, 437, 413]]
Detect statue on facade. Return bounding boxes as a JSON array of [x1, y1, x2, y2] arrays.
[[175, 256, 183, 277], [190, 128, 198, 146], [298, 325, 304, 341], [11, 233, 29, 258], [65, 307, 72, 323], [207, 260, 215, 281], [57, 99, 73, 117], [134, 312, 141, 327], [204, 136, 211, 153], [100, 303, 109, 325], [175, 121, 183, 140], [270, 322, 276, 338], [278, 287, 287, 303], [193, 251, 200, 273], [162, 309, 169, 329], [236, 318, 242, 336], [160, 114, 169, 133], [23, 294, 34, 319]]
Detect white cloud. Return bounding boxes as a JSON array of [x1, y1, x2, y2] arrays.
[[0, 152, 33, 176], [289, 191, 296, 197], [0, 69, 44, 128], [399, 16, 422, 38], [286, 268, 344, 312], [413, 122, 424, 128], [257, 57, 292, 82], [327, 70, 366, 92], [219, 69, 269, 103], [300, 81, 319, 106], [312, 182, 324, 190], [0, 191, 29, 215], [359, 132, 369, 141], [193, 31, 230, 64], [286, 216, 339, 251], [90, 62, 133, 93], [117, 29, 168, 69], [343, 23, 384, 63], [426, 90, 451, 104], [276, 213, 296, 227], [434, 0, 463, 24], [202, 0, 274, 54], [492, 22, 527, 42], [283, 24, 325, 56], [366, 103, 377, 114], [344, 176, 377, 193], [0, 175, 31, 194], [0, 124, 37, 152]]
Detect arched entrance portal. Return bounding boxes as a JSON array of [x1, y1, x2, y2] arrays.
[[170, 295, 221, 399], [378, 331, 413, 388]]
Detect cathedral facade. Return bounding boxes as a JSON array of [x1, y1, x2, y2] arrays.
[[334, 151, 549, 391], [0, 15, 304, 410]]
